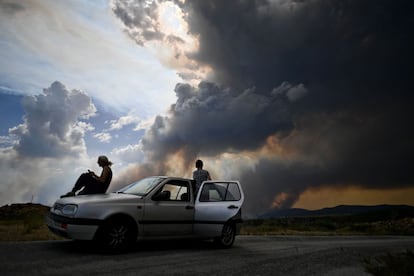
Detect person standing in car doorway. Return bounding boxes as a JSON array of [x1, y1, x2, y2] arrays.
[[193, 159, 211, 194]]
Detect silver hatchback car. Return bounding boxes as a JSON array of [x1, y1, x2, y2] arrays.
[[46, 176, 244, 251]]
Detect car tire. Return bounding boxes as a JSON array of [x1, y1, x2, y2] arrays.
[[214, 222, 235, 248], [96, 218, 135, 253]]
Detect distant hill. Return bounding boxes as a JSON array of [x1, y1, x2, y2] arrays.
[[244, 205, 414, 235], [0, 203, 59, 241], [0, 203, 50, 220], [259, 204, 414, 219]]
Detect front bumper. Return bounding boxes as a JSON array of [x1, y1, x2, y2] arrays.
[[45, 212, 101, 240]]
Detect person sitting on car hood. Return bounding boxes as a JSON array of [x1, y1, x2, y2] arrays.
[[61, 155, 112, 198]]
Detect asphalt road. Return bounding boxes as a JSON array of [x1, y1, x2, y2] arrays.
[[1, 235, 414, 275]]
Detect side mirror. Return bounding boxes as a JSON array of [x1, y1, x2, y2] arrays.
[[152, 190, 171, 201]]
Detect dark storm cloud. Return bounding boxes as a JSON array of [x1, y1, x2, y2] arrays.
[[0, 1, 25, 15], [141, 81, 306, 162], [112, 0, 414, 212], [241, 106, 414, 213], [182, 0, 414, 104]]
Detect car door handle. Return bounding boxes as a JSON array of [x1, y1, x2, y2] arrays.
[[185, 205, 194, 210], [227, 205, 239, 209]]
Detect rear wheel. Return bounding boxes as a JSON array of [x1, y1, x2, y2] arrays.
[[96, 218, 136, 252], [214, 223, 235, 248]]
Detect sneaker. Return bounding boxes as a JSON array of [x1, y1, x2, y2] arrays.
[[60, 191, 75, 198]]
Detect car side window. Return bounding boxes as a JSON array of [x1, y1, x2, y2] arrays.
[[159, 180, 190, 201], [226, 183, 241, 201], [199, 182, 241, 202]]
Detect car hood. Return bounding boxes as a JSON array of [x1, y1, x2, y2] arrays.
[[54, 192, 144, 206]]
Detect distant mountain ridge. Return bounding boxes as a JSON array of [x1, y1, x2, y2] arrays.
[[259, 204, 414, 219]]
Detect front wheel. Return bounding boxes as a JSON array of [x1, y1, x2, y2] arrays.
[[214, 223, 235, 248], [96, 218, 136, 253]]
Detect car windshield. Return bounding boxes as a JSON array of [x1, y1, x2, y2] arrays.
[[117, 177, 166, 196]]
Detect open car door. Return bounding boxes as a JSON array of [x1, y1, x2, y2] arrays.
[[194, 181, 244, 237]]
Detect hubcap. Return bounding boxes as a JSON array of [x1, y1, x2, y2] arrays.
[[108, 224, 127, 248], [222, 225, 234, 245]]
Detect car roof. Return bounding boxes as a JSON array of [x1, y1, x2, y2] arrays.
[[159, 176, 193, 181]]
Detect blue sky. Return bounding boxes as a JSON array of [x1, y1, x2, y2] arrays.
[[1, 0, 413, 216]]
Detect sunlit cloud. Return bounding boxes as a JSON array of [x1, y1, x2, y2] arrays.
[[111, 0, 210, 84], [0, 135, 17, 148], [0, 0, 180, 113], [108, 113, 142, 130], [111, 143, 145, 165], [9, 81, 96, 158], [94, 132, 112, 143]]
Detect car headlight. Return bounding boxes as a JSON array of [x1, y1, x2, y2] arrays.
[[61, 204, 78, 217]]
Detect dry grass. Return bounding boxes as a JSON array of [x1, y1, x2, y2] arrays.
[[240, 217, 414, 236], [0, 203, 64, 241], [0, 220, 62, 241]]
